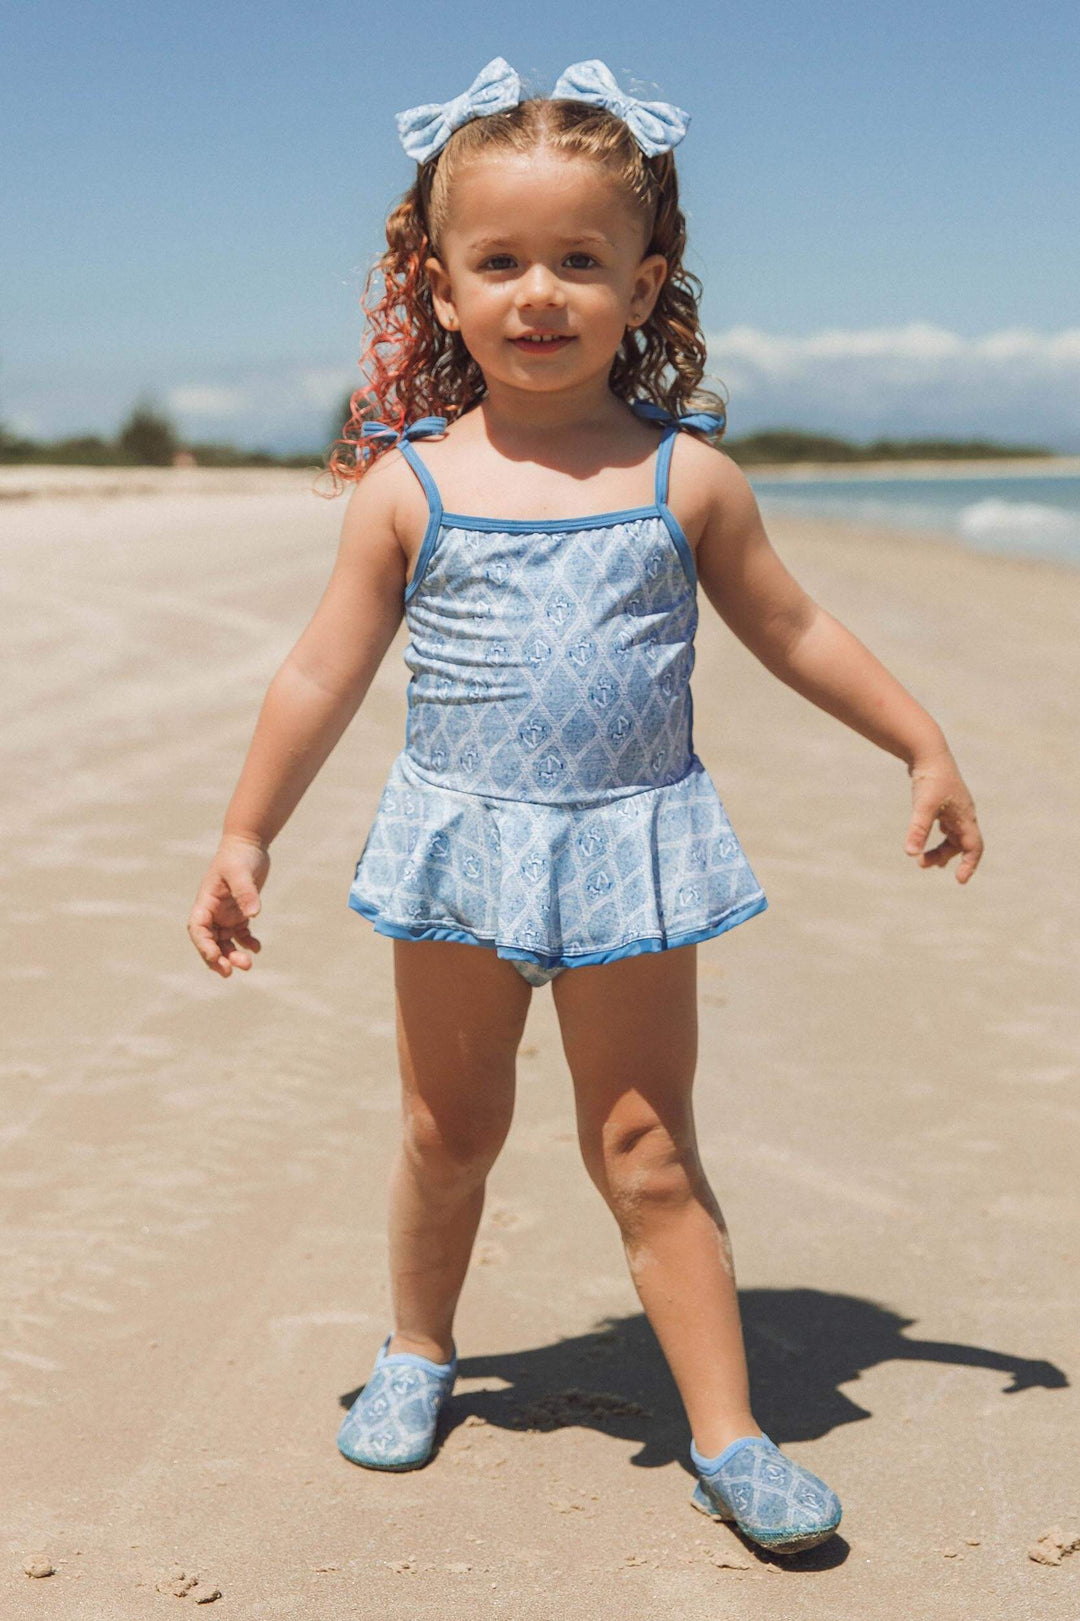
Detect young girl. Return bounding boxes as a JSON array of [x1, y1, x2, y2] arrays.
[[187, 56, 983, 1557]]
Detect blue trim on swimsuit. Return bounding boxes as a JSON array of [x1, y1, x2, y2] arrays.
[[347, 889, 769, 970]]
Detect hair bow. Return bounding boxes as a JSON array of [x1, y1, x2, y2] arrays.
[[550, 59, 689, 157], [395, 57, 524, 164]]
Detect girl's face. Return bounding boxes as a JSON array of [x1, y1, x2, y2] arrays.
[[425, 149, 668, 400]]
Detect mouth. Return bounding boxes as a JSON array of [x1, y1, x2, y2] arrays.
[[509, 334, 575, 353]]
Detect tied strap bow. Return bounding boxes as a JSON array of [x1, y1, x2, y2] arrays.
[[357, 415, 449, 462], [630, 398, 726, 434]]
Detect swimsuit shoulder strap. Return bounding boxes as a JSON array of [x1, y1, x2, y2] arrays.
[[629, 398, 726, 508], [358, 413, 448, 523]]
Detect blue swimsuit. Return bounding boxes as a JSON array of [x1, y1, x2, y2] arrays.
[[347, 398, 768, 986]]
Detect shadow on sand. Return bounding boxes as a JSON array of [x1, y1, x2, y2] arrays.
[[340, 1288, 1068, 1568]]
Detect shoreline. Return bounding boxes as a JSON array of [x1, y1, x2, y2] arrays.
[[0, 463, 323, 500], [5, 460, 1078, 577], [3, 454, 1080, 504], [743, 453, 1080, 482]]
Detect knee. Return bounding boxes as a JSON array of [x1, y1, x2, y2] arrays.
[[588, 1115, 700, 1227], [402, 1099, 511, 1190]]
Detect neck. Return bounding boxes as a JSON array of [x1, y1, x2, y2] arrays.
[[473, 377, 631, 442]]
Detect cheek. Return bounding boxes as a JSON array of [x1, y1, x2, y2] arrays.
[[461, 284, 511, 324]]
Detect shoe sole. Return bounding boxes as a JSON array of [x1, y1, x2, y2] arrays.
[[690, 1482, 841, 1555], [337, 1445, 433, 1471]]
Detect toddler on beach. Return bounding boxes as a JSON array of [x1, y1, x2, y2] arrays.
[[187, 57, 983, 1557]]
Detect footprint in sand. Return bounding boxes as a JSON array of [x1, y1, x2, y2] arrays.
[[474, 1239, 508, 1266]]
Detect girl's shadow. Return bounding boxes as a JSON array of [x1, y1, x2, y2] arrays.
[[340, 1290, 1067, 1566]]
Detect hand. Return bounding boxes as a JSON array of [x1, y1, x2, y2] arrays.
[[187, 834, 270, 976], [904, 749, 983, 883]]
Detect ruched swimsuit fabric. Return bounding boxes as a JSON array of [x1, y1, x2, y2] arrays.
[[347, 398, 768, 971]]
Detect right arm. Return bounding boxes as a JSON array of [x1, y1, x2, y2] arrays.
[[187, 460, 407, 975]]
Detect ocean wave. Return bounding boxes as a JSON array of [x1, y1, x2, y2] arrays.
[[956, 498, 1080, 548], [757, 488, 1080, 564]]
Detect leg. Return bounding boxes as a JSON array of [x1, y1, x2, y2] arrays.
[[386, 937, 532, 1363], [552, 944, 761, 1457]]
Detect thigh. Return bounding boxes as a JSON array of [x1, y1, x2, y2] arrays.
[[551, 944, 699, 1165], [392, 938, 534, 1147]]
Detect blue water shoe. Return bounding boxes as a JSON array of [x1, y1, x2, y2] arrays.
[[690, 1432, 842, 1554], [337, 1333, 458, 1470]]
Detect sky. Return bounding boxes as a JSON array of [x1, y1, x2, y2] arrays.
[[2, 0, 1078, 452]]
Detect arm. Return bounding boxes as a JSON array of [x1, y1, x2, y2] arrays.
[[187, 462, 408, 974], [693, 453, 984, 882]]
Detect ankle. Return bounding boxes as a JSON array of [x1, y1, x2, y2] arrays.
[[691, 1415, 764, 1460], [387, 1330, 455, 1365]]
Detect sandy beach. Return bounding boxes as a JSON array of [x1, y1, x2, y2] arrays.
[[3, 467, 1078, 1620]]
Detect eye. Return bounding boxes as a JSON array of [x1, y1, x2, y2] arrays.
[[478, 253, 599, 271]]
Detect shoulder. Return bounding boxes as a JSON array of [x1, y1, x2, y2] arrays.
[[332, 443, 421, 585], [670, 433, 762, 547], [339, 440, 423, 559]]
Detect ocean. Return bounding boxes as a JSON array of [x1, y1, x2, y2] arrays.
[[748, 468, 1080, 569]]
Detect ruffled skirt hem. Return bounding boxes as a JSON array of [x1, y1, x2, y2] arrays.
[[347, 889, 768, 970], [347, 749, 768, 971]]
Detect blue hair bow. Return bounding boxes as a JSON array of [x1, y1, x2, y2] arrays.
[[394, 57, 689, 164], [395, 57, 523, 164], [550, 59, 690, 157]]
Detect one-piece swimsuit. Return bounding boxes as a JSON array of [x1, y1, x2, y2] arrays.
[[347, 398, 768, 985]]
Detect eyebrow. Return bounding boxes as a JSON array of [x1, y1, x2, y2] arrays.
[[467, 232, 612, 252]]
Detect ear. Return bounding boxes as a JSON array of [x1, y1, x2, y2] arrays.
[[424, 254, 459, 332], [627, 252, 669, 329]]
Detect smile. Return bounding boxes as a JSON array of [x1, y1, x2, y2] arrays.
[[510, 335, 575, 351]]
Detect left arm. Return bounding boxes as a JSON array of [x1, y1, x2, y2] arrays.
[[693, 452, 984, 883]]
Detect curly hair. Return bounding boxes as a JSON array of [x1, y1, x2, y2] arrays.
[[321, 94, 727, 495]]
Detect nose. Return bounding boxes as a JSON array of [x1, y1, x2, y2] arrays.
[[514, 263, 566, 310]]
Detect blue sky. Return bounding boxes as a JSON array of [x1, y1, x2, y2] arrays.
[[3, 0, 1078, 451]]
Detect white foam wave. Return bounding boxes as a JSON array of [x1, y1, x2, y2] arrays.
[[957, 498, 1080, 551], [953, 496, 1076, 541]]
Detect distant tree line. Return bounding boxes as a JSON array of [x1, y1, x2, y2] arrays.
[[0, 392, 1056, 469], [721, 428, 1055, 466], [0, 397, 319, 470]]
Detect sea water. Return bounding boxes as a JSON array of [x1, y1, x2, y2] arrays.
[[749, 469, 1080, 569]]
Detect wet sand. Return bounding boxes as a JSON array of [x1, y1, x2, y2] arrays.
[[2, 468, 1078, 1618]]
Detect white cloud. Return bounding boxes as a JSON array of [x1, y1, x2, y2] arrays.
[[7, 411, 41, 437], [7, 328, 1080, 452], [166, 385, 250, 417], [706, 323, 1080, 445]]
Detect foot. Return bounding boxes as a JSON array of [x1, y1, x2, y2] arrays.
[[689, 1433, 842, 1555], [336, 1333, 458, 1471]]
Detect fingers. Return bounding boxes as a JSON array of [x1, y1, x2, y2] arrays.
[[906, 827, 984, 881], [188, 900, 262, 976], [903, 814, 934, 858]]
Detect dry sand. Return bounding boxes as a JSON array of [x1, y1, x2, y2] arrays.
[[2, 467, 1078, 1619]]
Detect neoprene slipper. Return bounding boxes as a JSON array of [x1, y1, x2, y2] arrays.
[[337, 1333, 458, 1470], [689, 1432, 842, 1554]]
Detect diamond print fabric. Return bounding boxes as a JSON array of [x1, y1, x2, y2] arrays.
[[347, 409, 769, 971], [337, 1334, 457, 1470], [690, 1434, 843, 1551], [403, 515, 697, 802]]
